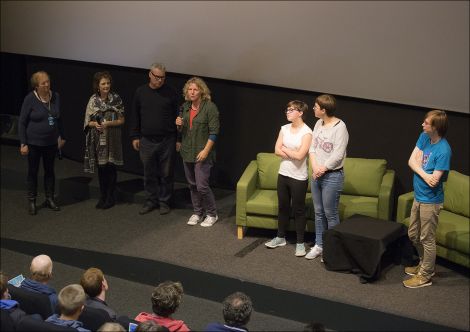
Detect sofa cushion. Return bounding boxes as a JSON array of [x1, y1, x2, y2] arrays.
[[343, 158, 386, 197], [257, 153, 281, 190], [444, 170, 469, 218], [339, 195, 379, 220], [246, 189, 278, 216], [436, 210, 469, 254]]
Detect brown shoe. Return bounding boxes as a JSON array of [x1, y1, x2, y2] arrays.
[[403, 274, 432, 289], [405, 264, 435, 277]]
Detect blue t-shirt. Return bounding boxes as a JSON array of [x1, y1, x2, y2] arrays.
[[413, 132, 451, 203]]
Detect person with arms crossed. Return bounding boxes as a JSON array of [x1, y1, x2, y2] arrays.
[[403, 110, 451, 289], [265, 100, 312, 257]]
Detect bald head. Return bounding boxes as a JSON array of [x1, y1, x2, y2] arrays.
[[30, 255, 53, 283]]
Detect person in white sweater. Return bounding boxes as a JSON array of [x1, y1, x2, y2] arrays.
[[265, 100, 313, 257], [306, 94, 349, 260]]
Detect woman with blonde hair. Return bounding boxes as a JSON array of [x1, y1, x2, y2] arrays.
[[175, 77, 220, 227]]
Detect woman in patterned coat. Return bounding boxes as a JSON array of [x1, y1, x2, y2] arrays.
[[83, 71, 125, 209]]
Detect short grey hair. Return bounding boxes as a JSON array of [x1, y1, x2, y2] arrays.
[[150, 63, 166, 73]]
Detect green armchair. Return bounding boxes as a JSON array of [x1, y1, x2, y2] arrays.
[[396, 170, 469, 268], [236, 153, 395, 239]]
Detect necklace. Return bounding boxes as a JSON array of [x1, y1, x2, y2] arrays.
[[35, 91, 51, 111]]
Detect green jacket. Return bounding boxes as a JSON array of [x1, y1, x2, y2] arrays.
[[179, 100, 220, 162]]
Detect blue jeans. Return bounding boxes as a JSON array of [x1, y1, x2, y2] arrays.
[[311, 169, 344, 247], [139, 136, 176, 206]]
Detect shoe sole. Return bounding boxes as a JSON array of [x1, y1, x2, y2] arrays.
[[265, 242, 287, 249], [403, 281, 432, 289], [305, 253, 322, 260], [295, 252, 306, 257], [200, 222, 217, 227]]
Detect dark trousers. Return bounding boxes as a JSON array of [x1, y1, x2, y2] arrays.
[[27, 144, 57, 199], [139, 136, 176, 206], [183, 160, 217, 217], [97, 163, 117, 200], [277, 174, 308, 243]]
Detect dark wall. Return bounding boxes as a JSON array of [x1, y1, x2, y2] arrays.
[[2, 52, 469, 203]]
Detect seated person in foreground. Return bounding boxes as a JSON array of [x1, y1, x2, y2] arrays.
[[98, 322, 126, 332], [205, 292, 252, 332], [80, 267, 117, 320], [19, 254, 58, 312], [46, 284, 91, 332], [135, 281, 190, 332], [136, 320, 170, 332], [0, 271, 27, 324]]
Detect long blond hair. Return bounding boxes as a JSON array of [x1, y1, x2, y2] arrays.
[[183, 77, 211, 101]]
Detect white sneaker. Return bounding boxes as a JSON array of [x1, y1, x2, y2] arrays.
[[200, 215, 218, 227], [187, 214, 203, 226], [305, 245, 323, 260], [295, 243, 306, 257]]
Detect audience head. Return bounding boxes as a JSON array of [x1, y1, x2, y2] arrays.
[[97, 322, 126, 332], [303, 321, 326, 332], [151, 281, 184, 317], [315, 94, 336, 117], [424, 109, 448, 137], [0, 271, 10, 300], [183, 77, 212, 101], [30, 254, 53, 283], [136, 320, 170, 332], [57, 284, 86, 317], [222, 292, 253, 327], [80, 267, 108, 298]]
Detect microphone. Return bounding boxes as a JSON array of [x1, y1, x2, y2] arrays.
[[177, 105, 184, 130]]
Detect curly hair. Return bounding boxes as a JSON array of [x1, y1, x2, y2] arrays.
[[151, 281, 183, 317], [92, 71, 113, 94], [182, 77, 211, 101], [222, 292, 253, 327]]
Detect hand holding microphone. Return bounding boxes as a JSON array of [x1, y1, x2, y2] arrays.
[[176, 106, 184, 130]]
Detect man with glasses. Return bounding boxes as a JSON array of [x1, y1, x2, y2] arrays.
[[130, 63, 179, 215]]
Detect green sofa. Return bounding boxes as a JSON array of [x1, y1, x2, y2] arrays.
[[236, 152, 395, 239], [396, 170, 470, 268]]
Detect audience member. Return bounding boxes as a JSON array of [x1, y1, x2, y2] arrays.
[[80, 267, 117, 321], [135, 281, 190, 332], [175, 77, 220, 227], [303, 321, 326, 332], [45, 284, 90, 332], [18, 70, 66, 215], [136, 320, 170, 332], [306, 94, 349, 261], [205, 292, 252, 332], [98, 322, 126, 332], [265, 100, 312, 256], [403, 110, 451, 288], [20, 254, 58, 312], [130, 62, 179, 216], [83, 71, 125, 209], [0, 271, 26, 324]]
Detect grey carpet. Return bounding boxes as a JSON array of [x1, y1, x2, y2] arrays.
[[1, 144, 469, 331]]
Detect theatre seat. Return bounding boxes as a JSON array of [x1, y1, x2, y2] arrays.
[[7, 285, 53, 320], [16, 315, 78, 331], [236, 153, 395, 239], [79, 306, 112, 331]]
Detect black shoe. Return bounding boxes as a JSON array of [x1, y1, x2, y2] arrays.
[[95, 197, 106, 209], [44, 198, 60, 211], [102, 196, 115, 210], [159, 202, 171, 215], [139, 204, 155, 215], [28, 199, 37, 215]]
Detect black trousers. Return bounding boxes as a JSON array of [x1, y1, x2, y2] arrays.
[[26, 144, 57, 199], [277, 174, 308, 243]]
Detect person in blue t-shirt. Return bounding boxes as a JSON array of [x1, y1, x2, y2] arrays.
[[403, 110, 451, 289]]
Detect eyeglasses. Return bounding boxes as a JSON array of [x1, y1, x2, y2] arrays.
[[150, 71, 166, 81], [285, 108, 300, 114]]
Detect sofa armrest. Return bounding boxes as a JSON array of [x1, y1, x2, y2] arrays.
[[377, 169, 395, 220], [236, 160, 258, 226], [396, 191, 415, 223]]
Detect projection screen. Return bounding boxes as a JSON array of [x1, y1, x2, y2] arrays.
[[1, 1, 469, 113]]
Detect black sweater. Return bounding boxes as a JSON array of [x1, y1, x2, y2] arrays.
[[129, 84, 178, 139]]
